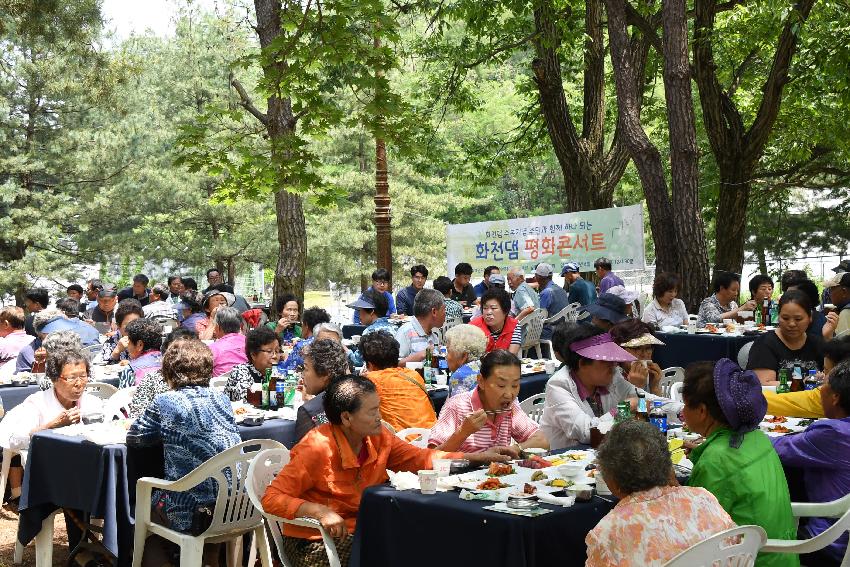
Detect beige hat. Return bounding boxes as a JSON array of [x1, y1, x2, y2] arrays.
[[620, 333, 666, 349]]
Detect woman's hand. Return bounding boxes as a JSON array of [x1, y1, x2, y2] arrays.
[[647, 362, 662, 392], [276, 317, 293, 331], [50, 408, 80, 429], [115, 335, 130, 354], [738, 299, 756, 313], [460, 409, 487, 436], [315, 507, 348, 539], [626, 361, 649, 388]]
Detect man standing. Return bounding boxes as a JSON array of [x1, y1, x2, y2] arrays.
[[594, 257, 625, 294], [473, 265, 500, 298], [396, 264, 428, 316], [118, 274, 151, 307], [353, 268, 396, 324], [23, 288, 49, 337], [167, 276, 184, 303], [450, 262, 477, 306], [534, 263, 569, 339], [507, 267, 539, 322], [396, 288, 446, 364], [203, 268, 222, 293], [562, 263, 597, 307]]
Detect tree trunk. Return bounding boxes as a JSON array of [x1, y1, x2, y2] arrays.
[[662, 0, 709, 310], [714, 176, 751, 274], [374, 35, 392, 284]]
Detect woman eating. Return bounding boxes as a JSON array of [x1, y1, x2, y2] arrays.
[[749, 274, 778, 324], [196, 289, 236, 340], [428, 349, 548, 453], [266, 294, 302, 343], [469, 288, 522, 356], [641, 272, 689, 328], [609, 319, 665, 395], [444, 323, 488, 397], [262, 375, 512, 565], [683, 359, 797, 567], [697, 270, 756, 327], [127, 339, 241, 567], [747, 289, 824, 386], [223, 326, 280, 402], [586, 420, 735, 567], [294, 338, 350, 443], [99, 299, 144, 364]]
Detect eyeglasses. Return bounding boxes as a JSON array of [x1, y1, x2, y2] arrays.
[[258, 349, 282, 356], [59, 374, 89, 385]]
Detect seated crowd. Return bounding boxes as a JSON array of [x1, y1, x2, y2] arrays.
[[0, 257, 848, 567]]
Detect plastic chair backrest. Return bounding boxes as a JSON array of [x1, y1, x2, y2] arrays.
[[737, 341, 754, 371], [662, 525, 767, 567], [83, 343, 102, 360], [85, 381, 118, 400], [520, 309, 545, 348], [660, 367, 685, 397], [396, 428, 431, 448], [519, 393, 546, 423], [670, 381, 684, 403], [546, 302, 581, 325], [104, 386, 136, 420]]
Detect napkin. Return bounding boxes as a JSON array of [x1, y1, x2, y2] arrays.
[[537, 492, 576, 507], [596, 414, 615, 435], [388, 470, 421, 491]]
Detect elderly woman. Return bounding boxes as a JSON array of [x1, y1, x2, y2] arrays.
[[196, 289, 236, 340], [266, 294, 302, 343], [223, 326, 280, 402], [208, 306, 246, 376], [697, 271, 756, 328], [444, 323, 488, 397], [127, 339, 241, 567], [295, 339, 350, 443], [117, 318, 164, 388], [586, 420, 735, 567], [312, 322, 363, 369], [469, 288, 522, 356], [749, 274, 778, 325], [360, 330, 436, 432], [127, 328, 197, 418], [609, 319, 665, 395], [100, 299, 144, 365], [683, 359, 797, 567], [176, 290, 205, 332], [641, 272, 689, 328], [429, 349, 548, 453], [747, 290, 824, 386], [278, 307, 331, 373], [262, 375, 511, 565]]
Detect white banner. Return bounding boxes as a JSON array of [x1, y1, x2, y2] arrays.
[[446, 204, 645, 275]]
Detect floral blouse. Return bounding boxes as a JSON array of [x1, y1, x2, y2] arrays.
[[223, 363, 263, 402], [127, 370, 170, 418]]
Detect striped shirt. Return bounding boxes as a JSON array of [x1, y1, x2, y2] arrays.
[[489, 324, 522, 346], [428, 387, 539, 452]]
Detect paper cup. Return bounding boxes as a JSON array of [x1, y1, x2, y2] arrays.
[[596, 474, 612, 496], [435, 372, 448, 386], [545, 360, 557, 374], [432, 459, 452, 477], [418, 470, 438, 494]]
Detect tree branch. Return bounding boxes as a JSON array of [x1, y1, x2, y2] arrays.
[[231, 77, 268, 126], [726, 46, 759, 97]]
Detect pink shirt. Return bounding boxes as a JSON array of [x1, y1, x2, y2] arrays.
[[428, 387, 539, 452], [0, 330, 35, 364], [209, 332, 247, 377]]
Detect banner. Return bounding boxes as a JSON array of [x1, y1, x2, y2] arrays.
[[446, 204, 645, 275]]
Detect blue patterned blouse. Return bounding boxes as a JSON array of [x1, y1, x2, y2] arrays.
[[126, 386, 241, 531]]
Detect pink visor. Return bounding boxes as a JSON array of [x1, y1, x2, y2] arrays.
[[569, 332, 637, 362]]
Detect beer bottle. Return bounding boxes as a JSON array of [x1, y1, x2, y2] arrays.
[[636, 391, 649, 422], [423, 340, 434, 385], [790, 366, 804, 393], [268, 370, 279, 409], [776, 369, 791, 394]]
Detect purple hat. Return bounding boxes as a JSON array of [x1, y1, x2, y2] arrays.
[[713, 358, 766, 433], [569, 332, 636, 363]]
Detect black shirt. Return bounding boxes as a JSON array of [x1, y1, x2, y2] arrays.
[[450, 281, 477, 306], [86, 306, 116, 324], [746, 330, 823, 375]]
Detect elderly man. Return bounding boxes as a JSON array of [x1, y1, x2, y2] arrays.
[[0, 307, 34, 366], [396, 264, 428, 316], [507, 267, 539, 321], [202, 268, 223, 293], [85, 286, 118, 327], [825, 272, 850, 339], [143, 283, 176, 319], [534, 263, 569, 339], [473, 265, 500, 298], [118, 274, 151, 307], [395, 288, 446, 364], [166, 276, 184, 303], [594, 257, 625, 294], [562, 262, 597, 307]]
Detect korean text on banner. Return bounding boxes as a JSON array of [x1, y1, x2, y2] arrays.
[[445, 205, 645, 274]]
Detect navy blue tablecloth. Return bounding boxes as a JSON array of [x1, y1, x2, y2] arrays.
[[652, 332, 757, 369], [429, 371, 550, 415], [352, 484, 614, 567]]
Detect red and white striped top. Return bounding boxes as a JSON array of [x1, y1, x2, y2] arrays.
[[428, 387, 539, 452]]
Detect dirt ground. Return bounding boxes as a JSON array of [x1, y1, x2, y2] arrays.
[[0, 501, 69, 567]]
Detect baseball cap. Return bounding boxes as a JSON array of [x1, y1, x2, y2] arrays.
[[489, 274, 506, 286], [824, 272, 850, 288], [831, 259, 850, 273], [534, 263, 554, 277], [346, 295, 377, 310], [561, 262, 580, 275]]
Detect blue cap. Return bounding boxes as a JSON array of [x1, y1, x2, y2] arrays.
[[561, 262, 581, 275]]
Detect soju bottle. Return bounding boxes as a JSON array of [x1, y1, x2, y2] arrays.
[[261, 368, 271, 409], [776, 369, 791, 394]]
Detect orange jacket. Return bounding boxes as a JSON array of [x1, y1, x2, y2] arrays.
[[367, 367, 437, 432], [261, 422, 461, 540]]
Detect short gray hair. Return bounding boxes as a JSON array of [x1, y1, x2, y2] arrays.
[[596, 420, 672, 495], [34, 308, 64, 333], [214, 306, 243, 335], [151, 283, 170, 300], [43, 330, 83, 353], [445, 324, 488, 361], [313, 322, 342, 340], [413, 288, 445, 317], [46, 347, 90, 382], [508, 266, 525, 277], [303, 338, 349, 379]]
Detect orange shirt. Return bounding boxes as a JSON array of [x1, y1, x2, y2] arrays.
[[261, 422, 461, 540], [367, 367, 437, 432]]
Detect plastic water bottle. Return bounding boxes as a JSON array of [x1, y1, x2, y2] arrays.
[[649, 401, 667, 433]]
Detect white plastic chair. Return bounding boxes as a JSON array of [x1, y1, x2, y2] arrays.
[[245, 448, 341, 567], [85, 381, 118, 400], [662, 525, 767, 566], [395, 428, 431, 448], [670, 382, 684, 403], [519, 393, 546, 423], [103, 386, 136, 420], [210, 375, 229, 390], [660, 367, 685, 398], [737, 341, 754, 370], [1, 447, 24, 507], [520, 309, 546, 359], [132, 439, 282, 567], [13, 506, 58, 565], [762, 492, 850, 566], [544, 302, 580, 325]]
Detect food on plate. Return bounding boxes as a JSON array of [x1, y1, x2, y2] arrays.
[[765, 415, 787, 423], [705, 323, 717, 333], [724, 323, 735, 333], [477, 478, 509, 490], [487, 462, 515, 477], [234, 406, 248, 415], [517, 455, 553, 469], [798, 419, 814, 427], [530, 471, 548, 482], [586, 469, 597, 478], [769, 424, 792, 434], [523, 483, 537, 495], [545, 478, 574, 488], [566, 453, 586, 461]]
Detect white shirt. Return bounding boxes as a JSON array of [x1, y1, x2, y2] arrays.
[[143, 300, 177, 319], [641, 298, 689, 329], [0, 388, 104, 451]]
